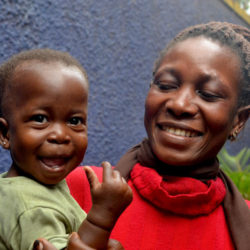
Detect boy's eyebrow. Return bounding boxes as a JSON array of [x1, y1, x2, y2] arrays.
[[70, 109, 87, 115]]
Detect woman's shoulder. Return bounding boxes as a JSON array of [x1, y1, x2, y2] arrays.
[[66, 166, 103, 183], [66, 166, 103, 212], [246, 200, 250, 208]]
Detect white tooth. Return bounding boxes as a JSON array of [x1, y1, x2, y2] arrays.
[[175, 129, 181, 135], [180, 130, 186, 136], [169, 128, 175, 134], [164, 126, 197, 137]]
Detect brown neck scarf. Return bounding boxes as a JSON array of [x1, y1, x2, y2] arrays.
[[115, 138, 250, 250]]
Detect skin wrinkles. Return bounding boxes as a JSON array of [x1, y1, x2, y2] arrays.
[[2, 61, 89, 184], [144, 37, 242, 166]]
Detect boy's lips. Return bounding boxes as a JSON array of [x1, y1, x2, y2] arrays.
[[40, 157, 69, 168]]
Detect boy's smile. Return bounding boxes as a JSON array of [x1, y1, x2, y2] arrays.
[[3, 61, 88, 184]]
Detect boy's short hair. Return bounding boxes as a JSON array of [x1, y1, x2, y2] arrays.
[[0, 48, 88, 116]]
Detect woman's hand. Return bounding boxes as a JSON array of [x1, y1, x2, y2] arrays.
[[85, 162, 133, 230], [33, 232, 124, 250]]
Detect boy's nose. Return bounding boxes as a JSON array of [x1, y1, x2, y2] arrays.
[[47, 124, 70, 144]]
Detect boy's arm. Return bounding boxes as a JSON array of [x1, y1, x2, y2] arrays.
[[33, 162, 132, 250], [78, 162, 133, 249], [33, 232, 124, 250]]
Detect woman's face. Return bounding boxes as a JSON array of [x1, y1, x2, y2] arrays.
[[144, 37, 242, 166]]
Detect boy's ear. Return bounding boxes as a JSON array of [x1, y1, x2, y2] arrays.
[[229, 105, 250, 141], [0, 117, 10, 149]]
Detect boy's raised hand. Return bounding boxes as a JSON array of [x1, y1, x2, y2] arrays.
[[84, 162, 133, 231], [33, 163, 131, 250]]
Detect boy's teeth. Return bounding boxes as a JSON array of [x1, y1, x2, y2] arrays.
[[160, 125, 199, 137]]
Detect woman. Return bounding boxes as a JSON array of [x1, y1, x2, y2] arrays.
[[39, 22, 250, 250]]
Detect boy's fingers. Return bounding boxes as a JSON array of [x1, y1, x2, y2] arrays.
[[101, 161, 112, 182], [121, 177, 126, 183], [33, 240, 43, 250], [84, 166, 99, 189], [33, 238, 57, 250], [68, 232, 95, 249], [112, 170, 121, 179], [107, 239, 124, 250]]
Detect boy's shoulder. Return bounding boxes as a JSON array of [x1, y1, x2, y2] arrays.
[[0, 175, 82, 219], [0, 175, 44, 246], [0, 175, 61, 211], [0, 174, 86, 250]]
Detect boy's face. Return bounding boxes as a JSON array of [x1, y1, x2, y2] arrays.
[[3, 61, 88, 184]]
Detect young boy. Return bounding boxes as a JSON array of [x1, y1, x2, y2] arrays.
[[0, 49, 132, 250]]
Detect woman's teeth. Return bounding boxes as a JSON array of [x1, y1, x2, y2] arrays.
[[160, 125, 200, 137]]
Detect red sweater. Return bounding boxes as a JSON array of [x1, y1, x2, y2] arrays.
[[66, 165, 250, 250]]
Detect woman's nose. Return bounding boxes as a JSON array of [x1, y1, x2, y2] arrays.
[[47, 123, 70, 144], [166, 88, 198, 118]]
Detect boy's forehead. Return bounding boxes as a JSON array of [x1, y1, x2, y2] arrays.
[[10, 60, 88, 92], [14, 60, 87, 82], [4, 60, 88, 103]]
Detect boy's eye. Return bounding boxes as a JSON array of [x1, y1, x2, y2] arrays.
[[197, 90, 222, 101], [69, 117, 84, 126], [31, 114, 48, 123]]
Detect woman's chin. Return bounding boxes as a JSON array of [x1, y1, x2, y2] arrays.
[[151, 144, 206, 167]]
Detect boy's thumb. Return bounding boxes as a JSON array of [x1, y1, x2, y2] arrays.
[[84, 166, 99, 188]]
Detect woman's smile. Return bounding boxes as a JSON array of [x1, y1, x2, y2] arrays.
[[145, 37, 241, 166], [157, 123, 203, 138], [154, 121, 204, 152]]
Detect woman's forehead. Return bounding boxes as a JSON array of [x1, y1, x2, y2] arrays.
[[158, 37, 241, 76]]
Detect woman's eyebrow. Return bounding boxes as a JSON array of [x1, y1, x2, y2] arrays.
[[198, 72, 225, 87], [155, 67, 180, 79]]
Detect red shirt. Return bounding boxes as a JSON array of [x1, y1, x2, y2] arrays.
[[66, 165, 249, 250]]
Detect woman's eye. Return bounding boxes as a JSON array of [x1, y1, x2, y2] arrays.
[[31, 115, 48, 123], [69, 117, 83, 126], [154, 80, 178, 91], [197, 90, 221, 101]]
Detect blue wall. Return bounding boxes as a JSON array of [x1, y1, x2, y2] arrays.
[[0, 0, 249, 173]]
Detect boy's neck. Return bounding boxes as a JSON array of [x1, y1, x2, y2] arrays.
[[6, 163, 26, 178]]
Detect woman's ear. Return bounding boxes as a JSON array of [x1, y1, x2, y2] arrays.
[[0, 117, 10, 149], [229, 105, 250, 141]]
